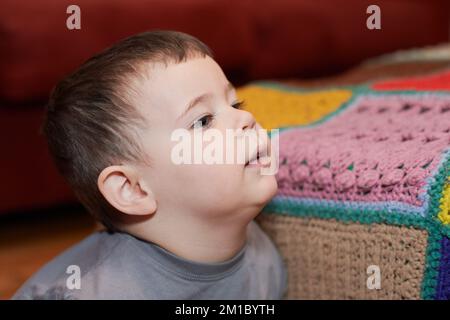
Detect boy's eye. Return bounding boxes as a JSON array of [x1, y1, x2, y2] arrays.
[[232, 100, 245, 110], [191, 115, 214, 129], [189, 100, 245, 130]]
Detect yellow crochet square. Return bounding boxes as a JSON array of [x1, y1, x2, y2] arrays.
[[438, 177, 450, 225], [236, 85, 352, 130]]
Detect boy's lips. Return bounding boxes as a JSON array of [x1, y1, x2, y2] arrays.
[[245, 141, 271, 168]]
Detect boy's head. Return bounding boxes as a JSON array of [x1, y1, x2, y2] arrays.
[[43, 30, 277, 233]]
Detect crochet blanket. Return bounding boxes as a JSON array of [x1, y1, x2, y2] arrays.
[[237, 69, 450, 299]]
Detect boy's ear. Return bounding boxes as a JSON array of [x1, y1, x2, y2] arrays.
[[97, 165, 157, 216]]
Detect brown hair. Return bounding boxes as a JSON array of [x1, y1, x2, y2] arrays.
[[43, 30, 213, 231]]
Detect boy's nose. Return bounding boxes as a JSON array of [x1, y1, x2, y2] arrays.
[[237, 109, 256, 131]]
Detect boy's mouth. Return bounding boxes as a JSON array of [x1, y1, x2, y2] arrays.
[[245, 142, 271, 168]]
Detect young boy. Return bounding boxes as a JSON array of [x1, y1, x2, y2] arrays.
[[13, 30, 287, 300]]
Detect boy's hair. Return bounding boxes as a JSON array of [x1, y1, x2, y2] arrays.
[[43, 30, 213, 231]]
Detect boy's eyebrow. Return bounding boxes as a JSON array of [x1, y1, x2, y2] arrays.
[[177, 82, 235, 121]]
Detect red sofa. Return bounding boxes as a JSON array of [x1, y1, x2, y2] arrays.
[[1, 0, 449, 214]]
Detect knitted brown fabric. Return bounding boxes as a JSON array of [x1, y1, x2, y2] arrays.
[[257, 214, 428, 299]]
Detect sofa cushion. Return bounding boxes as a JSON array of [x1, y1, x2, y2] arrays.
[[0, 0, 254, 102], [0, 106, 75, 213], [1, 0, 449, 103]]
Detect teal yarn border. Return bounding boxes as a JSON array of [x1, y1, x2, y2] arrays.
[[421, 223, 442, 299], [421, 151, 450, 299], [262, 198, 427, 229]]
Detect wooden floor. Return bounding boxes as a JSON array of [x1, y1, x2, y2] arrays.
[[0, 206, 97, 299]]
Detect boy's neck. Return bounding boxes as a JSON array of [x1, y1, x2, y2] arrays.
[[126, 212, 255, 264]]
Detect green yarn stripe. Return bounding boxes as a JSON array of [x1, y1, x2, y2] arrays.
[[262, 199, 428, 229]]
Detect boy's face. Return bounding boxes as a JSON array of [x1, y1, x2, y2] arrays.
[[133, 56, 277, 220]]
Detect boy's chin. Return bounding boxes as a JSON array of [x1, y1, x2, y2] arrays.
[[250, 175, 278, 208]]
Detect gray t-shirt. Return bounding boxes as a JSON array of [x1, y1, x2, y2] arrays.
[[12, 220, 287, 300]]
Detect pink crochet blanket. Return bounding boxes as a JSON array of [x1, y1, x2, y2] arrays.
[[251, 69, 450, 299]]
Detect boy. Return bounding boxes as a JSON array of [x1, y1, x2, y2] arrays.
[[13, 30, 287, 299]]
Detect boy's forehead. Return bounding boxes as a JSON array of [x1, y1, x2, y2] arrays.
[[148, 56, 227, 93], [136, 56, 233, 121]]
